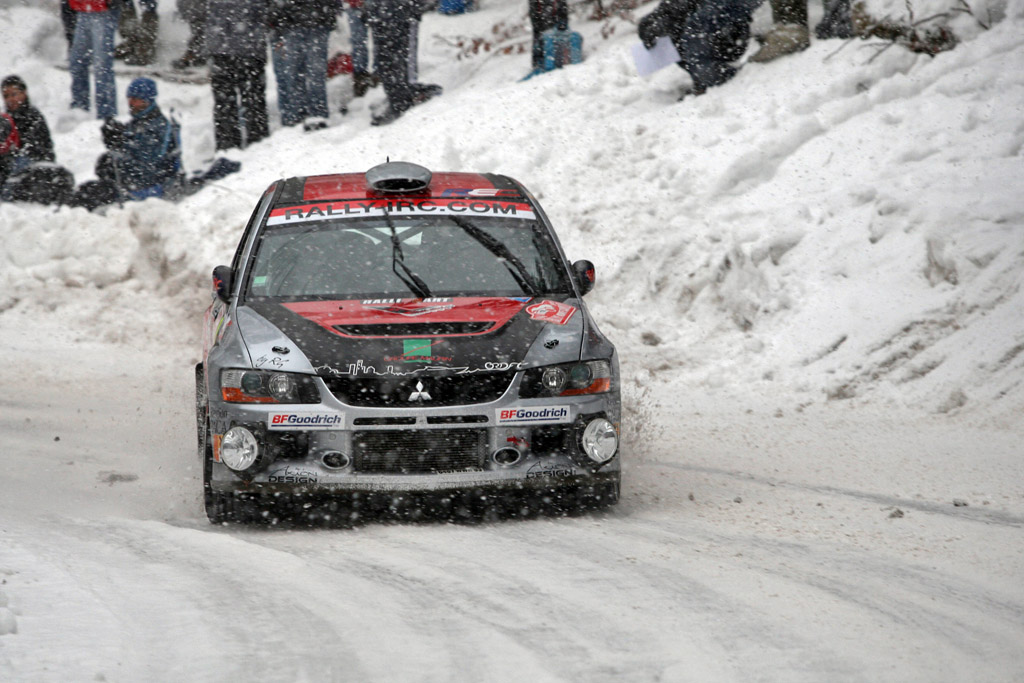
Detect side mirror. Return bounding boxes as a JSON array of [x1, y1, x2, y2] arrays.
[[212, 265, 234, 303], [571, 259, 596, 296]]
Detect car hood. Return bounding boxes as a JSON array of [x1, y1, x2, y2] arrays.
[[240, 296, 585, 378]]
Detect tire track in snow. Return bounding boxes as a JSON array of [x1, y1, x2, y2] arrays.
[[649, 460, 1024, 528]]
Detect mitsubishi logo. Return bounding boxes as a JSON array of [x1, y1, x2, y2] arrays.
[[408, 380, 432, 402]]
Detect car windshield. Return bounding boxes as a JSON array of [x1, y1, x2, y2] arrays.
[[245, 215, 572, 300]]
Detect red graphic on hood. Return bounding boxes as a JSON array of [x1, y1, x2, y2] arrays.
[[526, 299, 577, 325], [282, 297, 531, 338]]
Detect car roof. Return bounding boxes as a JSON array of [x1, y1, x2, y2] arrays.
[[271, 171, 529, 206]]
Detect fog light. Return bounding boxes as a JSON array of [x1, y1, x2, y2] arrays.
[[580, 418, 617, 464], [221, 426, 259, 471], [492, 447, 522, 466]]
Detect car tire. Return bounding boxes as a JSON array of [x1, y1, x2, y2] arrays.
[[200, 416, 227, 524], [194, 363, 206, 457], [196, 364, 232, 524]]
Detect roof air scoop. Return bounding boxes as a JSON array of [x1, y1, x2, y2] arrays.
[[365, 161, 432, 194]]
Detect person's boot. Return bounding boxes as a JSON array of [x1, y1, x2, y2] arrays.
[[411, 83, 443, 106], [123, 10, 158, 66], [749, 23, 810, 62], [371, 105, 402, 126], [172, 27, 207, 69], [352, 71, 372, 98]]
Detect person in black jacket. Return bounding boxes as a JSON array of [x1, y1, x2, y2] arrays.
[[205, 0, 271, 150], [527, 0, 568, 75], [368, 0, 441, 126], [269, 0, 340, 130], [638, 0, 760, 97], [0, 75, 74, 205], [2, 75, 55, 165]]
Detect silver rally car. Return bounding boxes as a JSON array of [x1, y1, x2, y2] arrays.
[[196, 161, 620, 523]]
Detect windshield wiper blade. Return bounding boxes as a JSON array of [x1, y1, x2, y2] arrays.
[[447, 216, 541, 296], [383, 209, 432, 299]]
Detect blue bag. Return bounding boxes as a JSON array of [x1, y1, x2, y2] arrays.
[[541, 28, 584, 71]]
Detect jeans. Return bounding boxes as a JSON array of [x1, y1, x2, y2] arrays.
[[347, 8, 371, 75], [69, 10, 118, 119], [277, 27, 330, 124], [270, 33, 293, 125]]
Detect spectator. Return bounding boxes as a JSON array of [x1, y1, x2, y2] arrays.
[[68, 0, 118, 119], [638, 0, 759, 97], [344, 0, 376, 97], [205, 0, 271, 150], [116, 0, 160, 66], [368, 0, 442, 126], [527, 0, 568, 77], [71, 77, 183, 210], [269, 0, 340, 131], [749, 0, 853, 62], [1, 75, 76, 205], [2, 75, 55, 165], [173, 0, 208, 69]]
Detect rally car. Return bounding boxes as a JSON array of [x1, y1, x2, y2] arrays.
[[196, 161, 621, 523]]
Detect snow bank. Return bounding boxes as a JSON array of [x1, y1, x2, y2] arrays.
[[0, 0, 1021, 417]]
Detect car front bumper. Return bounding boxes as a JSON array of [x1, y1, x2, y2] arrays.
[[207, 384, 621, 496]]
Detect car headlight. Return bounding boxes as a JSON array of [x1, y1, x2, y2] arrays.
[[220, 369, 321, 404], [519, 360, 612, 398]]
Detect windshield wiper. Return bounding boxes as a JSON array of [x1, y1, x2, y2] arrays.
[[447, 216, 541, 296], [383, 209, 432, 299]]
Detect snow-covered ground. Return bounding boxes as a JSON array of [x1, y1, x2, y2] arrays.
[[1, 0, 1023, 680]]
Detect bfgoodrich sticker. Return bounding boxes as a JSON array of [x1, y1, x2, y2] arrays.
[[496, 406, 571, 425], [268, 412, 345, 430]]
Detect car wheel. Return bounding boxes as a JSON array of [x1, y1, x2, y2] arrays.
[[194, 363, 206, 458], [200, 417, 228, 525], [197, 364, 229, 524]]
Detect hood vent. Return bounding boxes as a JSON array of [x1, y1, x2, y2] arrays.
[[333, 322, 493, 337]]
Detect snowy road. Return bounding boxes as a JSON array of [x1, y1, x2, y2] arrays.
[[2, 334, 1022, 682]]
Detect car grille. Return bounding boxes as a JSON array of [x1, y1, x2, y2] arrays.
[[333, 322, 492, 337], [325, 371, 514, 407], [353, 429, 487, 474]]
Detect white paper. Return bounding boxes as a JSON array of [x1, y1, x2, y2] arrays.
[[631, 36, 681, 77]]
